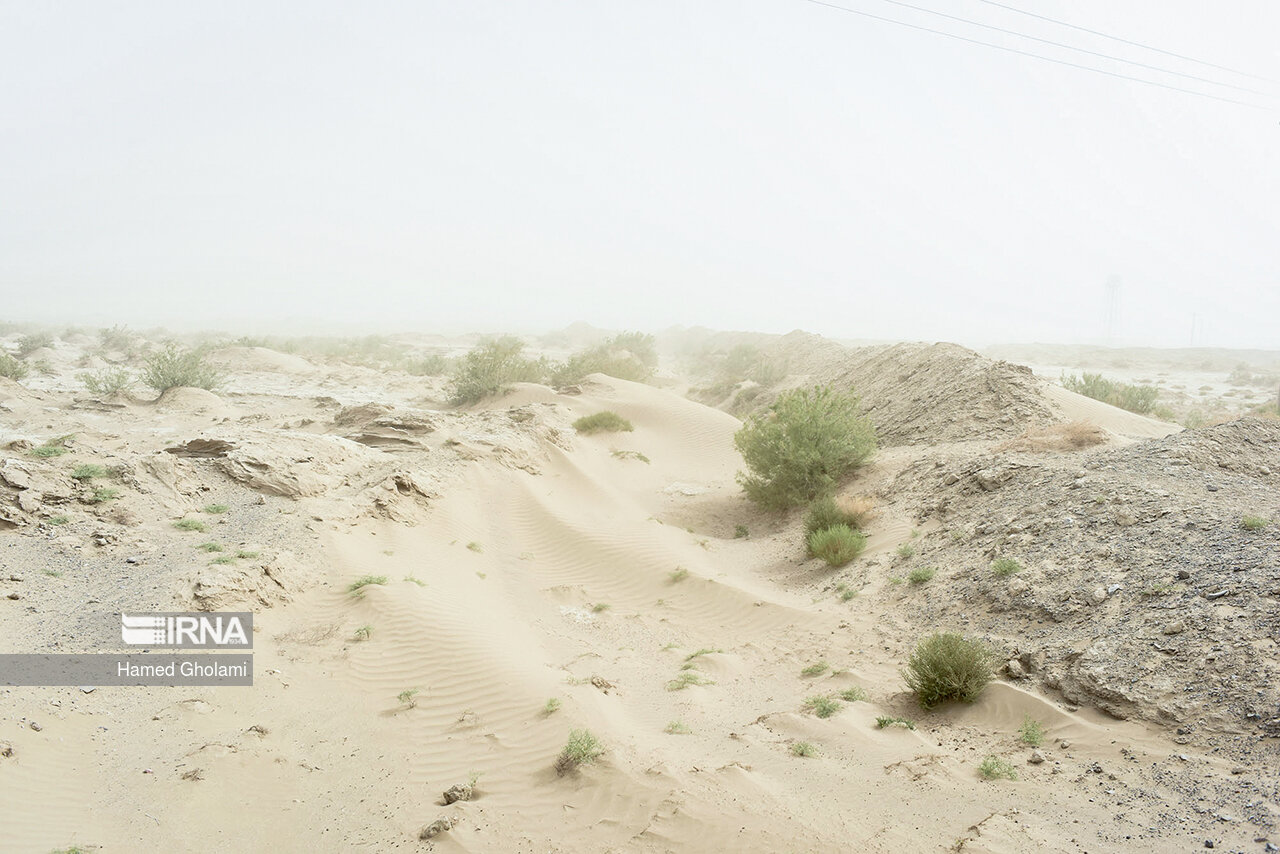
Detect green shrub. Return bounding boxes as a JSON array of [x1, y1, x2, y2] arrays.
[[1018, 716, 1044, 747], [804, 495, 874, 534], [449, 336, 547, 404], [348, 575, 388, 593], [839, 686, 867, 702], [142, 345, 222, 391], [79, 367, 134, 395], [202, 504, 229, 514], [807, 524, 866, 567], [71, 464, 107, 481], [903, 632, 996, 709], [16, 332, 53, 357], [555, 728, 603, 774], [666, 671, 713, 691], [791, 741, 817, 757], [0, 353, 30, 381], [89, 486, 118, 503], [803, 695, 842, 718], [173, 518, 206, 532], [734, 524, 749, 539], [978, 756, 1017, 780], [800, 660, 829, 677], [875, 715, 916, 730], [1061, 372, 1159, 415], [573, 411, 634, 434], [991, 557, 1022, 577], [734, 386, 877, 509], [30, 435, 72, 457], [896, 544, 915, 559], [1242, 515, 1269, 531], [404, 354, 451, 376], [542, 697, 561, 715], [551, 332, 656, 386], [908, 566, 936, 584], [196, 542, 224, 552]]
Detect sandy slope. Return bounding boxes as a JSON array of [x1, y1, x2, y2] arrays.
[[0, 367, 1273, 853]]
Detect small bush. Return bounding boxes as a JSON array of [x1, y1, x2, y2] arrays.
[[803, 695, 842, 718], [30, 436, 73, 458], [668, 567, 689, 583], [1242, 515, 1269, 531], [800, 660, 829, 678], [236, 550, 260, 559], [1019, 716, 1044, 747], [666, 671, 714, 691], [142, 345, 222, 391], [839, 686, 867, 702], [903, 632, 996, 709], [804, 495, 875, 535], [991, 557, 1022, 577], [664, 720, 691, 735], [16, 332, 53, 357], [734, 386, 877, 509], [196, 542, 224, 552], [0, 353, 30, 381], [202, 504, 229, 514], [791, 741, 817, 758], [466, 541, 483, 553], [353, 625, 373, 641], [403, 354, 451, 376], [908, 567, 936, 585], [573, 411, 634, 434], [1062, 372, 1158, 415], [550, 332, 656, 386], [555, 728, 603, 775], [978, 756, 1018, 781], [79, 367, 134, 395], [48, 515, 70, 526], [875, 716, 916, 730], [398, 688, 421, 708], [733, 524, 749, 539], [89, 486, 118, 503], [543, 698, 561, 715], [449, 336, 547, 405], [173, 518, 207, 532], [210, 555, 235, 565], [348, 575, 388, 593], [71, 464, 107, 481], [807, 525, 866, 567]]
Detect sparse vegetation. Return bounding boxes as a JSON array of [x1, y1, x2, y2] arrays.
[[839, 686, 868, 702], [543, 698, 561, 715], [466, 541, 483, 553], [734, 386, 877, 509], [903, 632, 996, 709], [978, 756, 1018, 781], [550, 332, 656, 386], [555, 728, 603, 775], [348, 575, 389, 593], [991, 557, 1022, 577], [804, 494, 875, 535], [449, 336, 547, 405], [591, 602, 610, 613], [173, 518, 207, 532], [573, 411, 634, 434], [664, 720, 691, 734], [1019, 716, 1045, 747], [202, 503, 229, 514], [71, 464, 107, 480], [896, 544, 915, 559], [236, 550, 260, 559], [875, 716, 916, 730], [353, 625, 373, 641], [791, 741, 817, 757], [1242, 515, 1269, 531], [611, 449, 650, 463], [48, 515, 70, 526], [807, 524, 866, 567], [16, 331, 53, 357], [800, 660, 830, 678], [1142, 581, 1176, 596], [803, 695, 842, 718], [908, 566, 937, 584], [403, 575, 426, 587], [666, 671, 714, 691], [210, 555, 235, 565], [685, 647, 721, 661], [196, 542, 224, 552], [78, 367, 134, 395], [142, 344, 223, 391], [0, 353, 30, 381], [734, 524, 749, 539], [398, 688, 421, 709], [668, 567, 689, 583], [1061, 372, 1159, 415], [30, 436, 73, 458]]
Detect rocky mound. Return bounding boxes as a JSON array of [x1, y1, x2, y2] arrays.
[[888, 417, 1280, 753], [757, 333, 1055, 445]]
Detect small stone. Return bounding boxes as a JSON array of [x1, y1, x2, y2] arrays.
[[79, 686, 96, 694], [1203, 840, 1214, 849], [442, 782, 474, 804], [419, 817, 456, 840], [1177, 569, 1192, 579], [1028, 750, 1046, 764], [1006, 659, 1027, 679], [6, 575, 22, 582], [0, 742, 13, 758], [1059, 739, 1071, 749], [1089, 586, 1108, 605], [29, 722, 41, 732], [5, 592, 19, 600], [1163, 621, 1186, 635]]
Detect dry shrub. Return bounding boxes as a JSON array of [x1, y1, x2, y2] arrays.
[[834, 494, 876, 528], [999, 421, 1107, 452]]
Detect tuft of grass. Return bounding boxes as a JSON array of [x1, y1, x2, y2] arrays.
[[978, 755, 1018, 781], [908, 566, 937, 585], [903, 632, 996, 709], [542, 698, 561, 715], [664, 720, 692, 735], [30, 436, 73, 458], [991, 557, 1022, 577], [89, 486, 119, 503], [71, 464, 107, 481], [684, 647, 722, 662], [235, 550, 260, 559], [48, 515, 70, 526], [202, 504, 229, 514], [668, 567, 689, 583], [1242, 515, 1269, 531], [348, 575, 388, 593], [666, 671, 714, 691], [807, 524, 867, 567], [403, 575, 426, 587], [43, 568, 63, 577], [398, 688, 421, 708], [196, 542, 224, 552], [591, 602, 611, 613], [803, 695, 842, 719], [610, 449, 650, 463], [896, 544, 915, 559], [573, 411, 634, 435], [800, 660, 830, 678], [173, 518, 207, 532], [839, 686, 868, 702], [875, 716, 916, 730], [1142, 581, 1176, 596], [734, 524, 749, 539], [555, 728, 603, 775], [210, 555, 235, 565], [353, 625, 373, 641], [835, 583, 856, 601], [466, 541, 483, 553], [1018, 716, 1045, 747], [791, 741, 817, 758]]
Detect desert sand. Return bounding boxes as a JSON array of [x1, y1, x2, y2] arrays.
[[1, 329, 1277, 853]]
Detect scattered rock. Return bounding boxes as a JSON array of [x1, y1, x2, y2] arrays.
[[28, 721, 41, 732], [1088, 586, 1107, 606], [1059, 740, 1071, 749], [1028, 750, 1045, 764], [0, 742, 13, 758], [1005, 658, 1027, 679], [419, 817, 456, 840], [1162, 621, 1186, 635], [442, 782, 474, 804]]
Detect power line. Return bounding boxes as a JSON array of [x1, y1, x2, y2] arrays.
[[798, 0, 1271, 110], [872, 0, 1274, 98], [973, 0, 1278, 85]]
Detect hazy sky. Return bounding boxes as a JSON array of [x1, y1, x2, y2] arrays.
[[2, 1, 1277, 348]]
